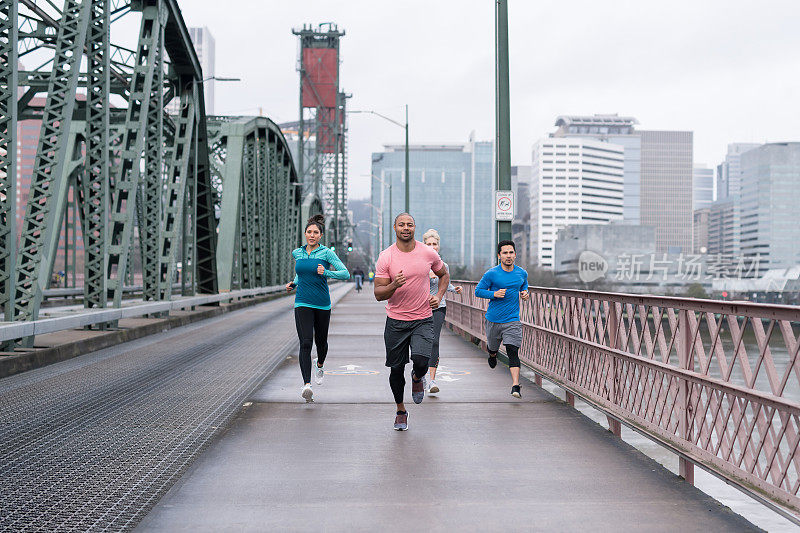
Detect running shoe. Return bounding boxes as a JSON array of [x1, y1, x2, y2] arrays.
[[394, 411, 408, 431], [511, 385, 521, 399], [313, 358, 324, 385], [488, 354, 497, 369], [429, 380, 439, 394], [411, 373, 425, 404], [301, 383, 314, 402]]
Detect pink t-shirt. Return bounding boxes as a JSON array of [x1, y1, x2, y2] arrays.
[[375, 241, 445, 321]]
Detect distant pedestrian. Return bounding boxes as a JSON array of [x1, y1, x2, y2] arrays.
[[352, 266, 365, 292], [374, 213, 449, 430], [475, 240, 529, 398], [421, 228, 462, 394], [286, 214, 350, 402]]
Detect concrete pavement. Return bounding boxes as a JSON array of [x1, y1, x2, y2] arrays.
[[137, 289, 758, 532]]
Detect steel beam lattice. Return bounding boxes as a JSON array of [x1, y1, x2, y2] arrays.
[[0, 0, 18, 326], [13, 0, 91, 323], [82, 0, 111, 309], [106, 2, 162, 307]]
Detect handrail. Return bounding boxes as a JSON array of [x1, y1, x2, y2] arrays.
[[0, 285, 286, 343], [445, 281, 800, 523]]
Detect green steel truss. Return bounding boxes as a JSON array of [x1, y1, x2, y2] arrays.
[[156, 83, 194, 300], [106, 2, 162, 307], [139, 19, 164, 301], [0, 0, 18, 326], [1, 1, 303, 348], [13, 0, 91, 322], [208, 117, 305, 292], [82, 0, 110, 309]]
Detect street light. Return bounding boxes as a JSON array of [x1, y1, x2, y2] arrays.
[[365, 173, 392, 249], [349, 107, 409, 212], [365, 202, 384, 251]]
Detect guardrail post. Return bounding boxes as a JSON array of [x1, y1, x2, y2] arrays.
[[564, 296, 574, 404], [607, 302, 621, 437], [677, 308, 694, 484]]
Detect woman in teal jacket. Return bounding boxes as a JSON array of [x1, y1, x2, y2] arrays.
[[285, 214, 350, 402]]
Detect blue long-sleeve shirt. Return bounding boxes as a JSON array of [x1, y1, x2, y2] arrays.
[[475, 265, 528, 323], [291, 245, 350, 310]]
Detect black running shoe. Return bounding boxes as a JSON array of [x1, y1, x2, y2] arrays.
[[488, 354, 497, 369], [511, 385, 521, 398], [411, 373, 425, 404]]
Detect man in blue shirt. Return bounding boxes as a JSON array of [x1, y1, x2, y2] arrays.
[[475, 240, 529, 398]]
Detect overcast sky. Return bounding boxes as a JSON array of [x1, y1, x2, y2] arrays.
[[179, 0, 800, 200]]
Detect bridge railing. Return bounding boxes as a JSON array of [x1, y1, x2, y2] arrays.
[[446, 281, 800, 522]]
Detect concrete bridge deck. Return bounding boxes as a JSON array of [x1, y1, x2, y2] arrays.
[[136, 289, 757, 532]]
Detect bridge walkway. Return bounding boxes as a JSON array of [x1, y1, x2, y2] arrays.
[[137, 289, 757, 532]]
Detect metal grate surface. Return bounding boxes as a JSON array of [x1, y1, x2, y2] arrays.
[[0, 287, 347, 531]]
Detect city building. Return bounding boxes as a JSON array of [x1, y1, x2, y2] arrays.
[[553, 223, 655, 281], [370, 136, 494, 269], [554, 223, 713, 294], [716, 143, 761, 201], [708, 197, 739, 257], [511, 165, 532, 267], [639, 130, 693, 254], [168, 26, 215, 115], [552, 115, 641, 223], [552, 115, 693, 253], [693, 164, 714, 210], [740, 143, 800, 271], [693, 207, 710, 254], [531, 138, 624, 269]]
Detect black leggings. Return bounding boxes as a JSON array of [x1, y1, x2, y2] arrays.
[[429, 307, 446, 368], [489, 344, 521, 368], [389, 355, 429, 404], [294, 307, 331, 384]]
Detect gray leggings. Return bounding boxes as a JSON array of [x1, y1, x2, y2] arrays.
[[429, 307, 446, 368]]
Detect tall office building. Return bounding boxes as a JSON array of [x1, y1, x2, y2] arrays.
[[553, 115, 693, 253], [708, 197, 738, 257], [716, 143, 761, 200], [552, 115, 641, 223], [167, 26, 215, 115], [370, 137, 494, 269], [740, 143, 800, 271], [511, 165, 532, 267], [693, 164, 714, 210], [531, 138, 624, 269], [693, 207, 710, 254], [639, 130, 693, 254]]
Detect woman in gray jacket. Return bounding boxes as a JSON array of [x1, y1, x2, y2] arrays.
[[422, 229, 462, 394]]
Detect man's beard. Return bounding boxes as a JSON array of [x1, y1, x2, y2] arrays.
[[397, 232, 414, 242]]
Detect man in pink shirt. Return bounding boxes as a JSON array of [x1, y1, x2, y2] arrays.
[[374, 213, 450, 431]]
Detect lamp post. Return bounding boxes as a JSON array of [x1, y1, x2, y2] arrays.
[[349, 108, 409, 212], [495, 1, 512, 245], [366, 203, 384, 251]]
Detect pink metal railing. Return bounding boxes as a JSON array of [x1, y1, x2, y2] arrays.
[[446, 282, 800, 520]]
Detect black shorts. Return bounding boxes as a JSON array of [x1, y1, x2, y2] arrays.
[[383, 316, 434, 367]]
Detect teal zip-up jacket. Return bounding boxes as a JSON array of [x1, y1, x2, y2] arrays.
[[291, 244, 350, 310]]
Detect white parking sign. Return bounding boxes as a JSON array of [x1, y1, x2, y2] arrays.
[[495, 191, 514, 221]]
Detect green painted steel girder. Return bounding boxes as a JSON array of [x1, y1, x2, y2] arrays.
[[156, 83, 195, 300], [209, 117, 303, 293], [106, 2, 164, 308], [82, 0, 111, 309], [13, 0, 91, 323], [0, 0, 18, 327]]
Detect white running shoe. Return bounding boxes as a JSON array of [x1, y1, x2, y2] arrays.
[[301, 383, 313, 402], [313, 358, 324, 385], [429, 380, 439, 394]]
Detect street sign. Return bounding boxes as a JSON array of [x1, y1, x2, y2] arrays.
[[495, 191, 514, 221]]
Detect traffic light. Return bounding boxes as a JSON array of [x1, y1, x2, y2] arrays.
[[347, 241, 353, 252]]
